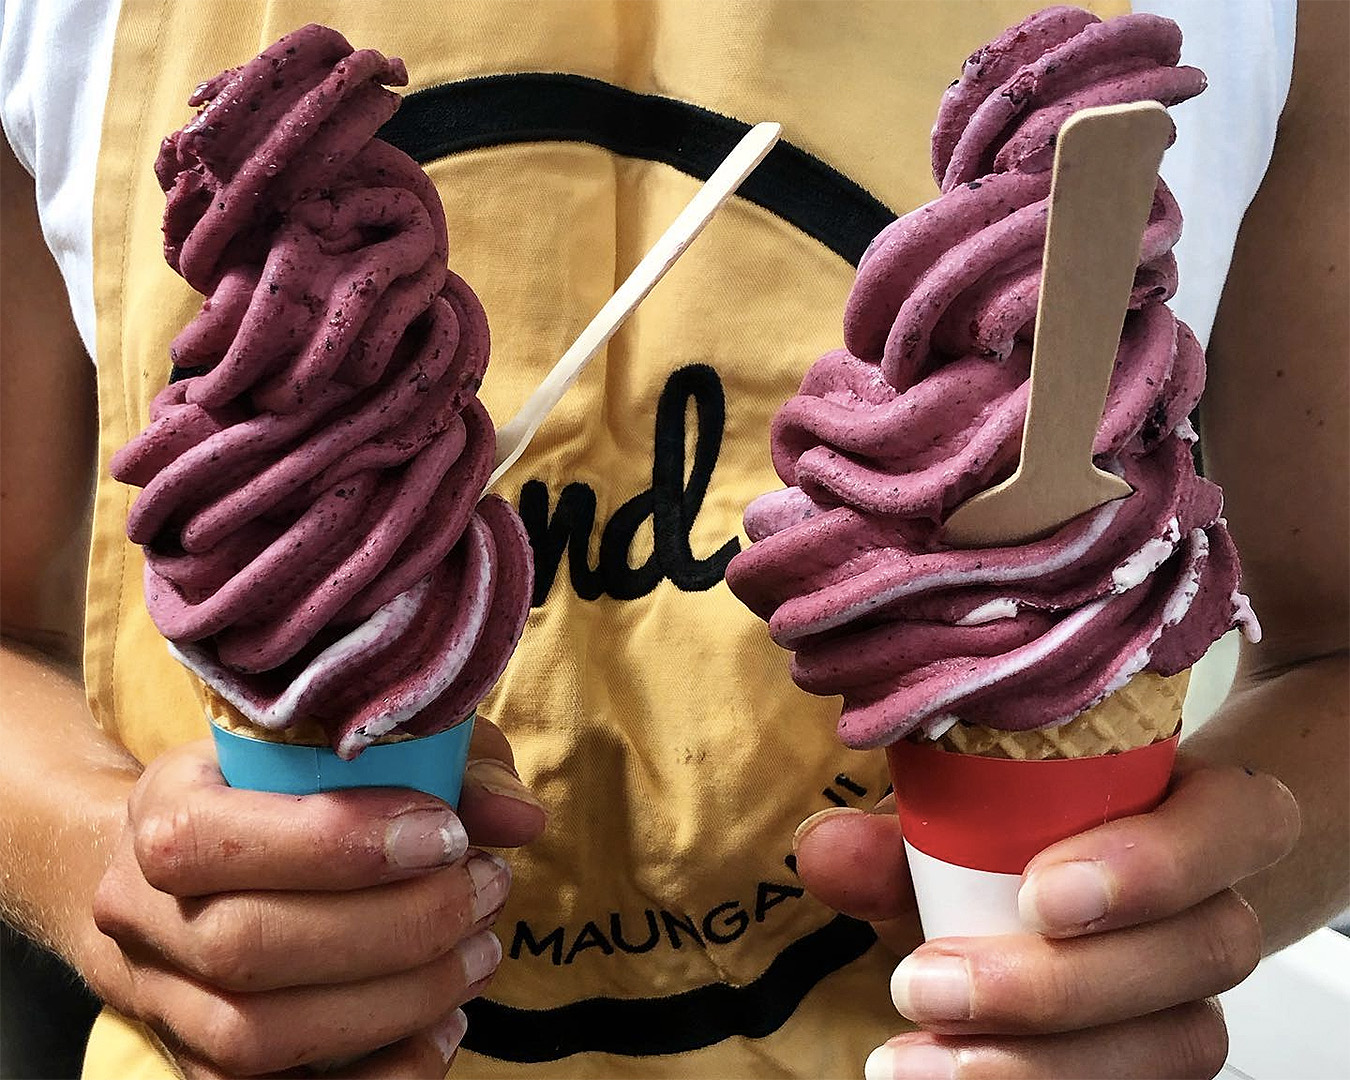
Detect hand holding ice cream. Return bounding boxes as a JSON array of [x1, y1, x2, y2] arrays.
[[96, 27, 546, 1073], [794, 752, 1296, 1080], [90, 728, 545, 1077]]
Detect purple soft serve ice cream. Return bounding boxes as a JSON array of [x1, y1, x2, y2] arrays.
[[110, 25, 532, 760], [725, 7, 1258, 750]]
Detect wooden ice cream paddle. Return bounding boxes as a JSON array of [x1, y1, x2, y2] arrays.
[[488, 122, 782, 489], [942, 101, 1174, 547]]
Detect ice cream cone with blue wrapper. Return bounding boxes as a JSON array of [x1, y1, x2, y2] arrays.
[[109, 25, 532, 803], [112, 24, 780, 804]]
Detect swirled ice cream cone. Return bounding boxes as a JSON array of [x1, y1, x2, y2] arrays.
[[112, 26, 531, 802]]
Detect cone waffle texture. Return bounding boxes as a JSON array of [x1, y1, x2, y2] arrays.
[[200, 682, 428, 747], [935, 670, 1190, 760], [200, 684, 330, 746]]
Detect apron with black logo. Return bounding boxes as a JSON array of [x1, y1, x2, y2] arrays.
[[82, 2, 1127, 1075]]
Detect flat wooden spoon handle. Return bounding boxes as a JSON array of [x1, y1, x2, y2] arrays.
[[942, 101, 1173, 547], [1019, 103, 1173, 492], [488, 122, 782, 490]]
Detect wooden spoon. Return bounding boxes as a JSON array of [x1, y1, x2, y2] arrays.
[[941, 101, 1173, 547], [488, 121, 782, 489]]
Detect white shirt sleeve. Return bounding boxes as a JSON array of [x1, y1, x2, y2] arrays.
[[1135, 0, 1297, 347], [0, 0, 122, 360]]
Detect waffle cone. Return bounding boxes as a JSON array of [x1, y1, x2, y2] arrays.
[[199, 684, 329, 746], [199, 683, 420, 747], [934, 670, 1190, 760]]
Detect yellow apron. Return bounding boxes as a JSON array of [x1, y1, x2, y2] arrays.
[[84, 2, 1127, 1076]]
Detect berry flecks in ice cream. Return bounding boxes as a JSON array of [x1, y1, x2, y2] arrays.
[[111, 24, 533, 759], [725, 7, 1258, 750]]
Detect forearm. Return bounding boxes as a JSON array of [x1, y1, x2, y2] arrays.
[[0, 641, 141, 991], [1183, 650, 1349, 953], [1187, 0, 1349, 958]]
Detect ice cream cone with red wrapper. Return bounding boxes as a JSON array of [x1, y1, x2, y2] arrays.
[[725, 6, 1260, 938], [109, 25, 533, 804]]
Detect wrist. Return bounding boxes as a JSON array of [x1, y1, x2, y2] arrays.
[[64, 769, 139, 1000], [13, 764, 138, 999]]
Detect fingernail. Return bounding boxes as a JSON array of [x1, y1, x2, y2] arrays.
[[890, 954, 971, 1021], [791, 806, 863, 852], [429, 1007, 467, 1063], [864, 1041, 957, 1080], [456, 930, 502, 986], [1019, 860, 1112, 934], [385, 809, 468, 869], [464, 759, 545, 811], [467, 851, 511, 922]]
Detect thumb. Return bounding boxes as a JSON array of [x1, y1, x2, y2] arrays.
[[457, 717, 547, 848], [792, 798, 922, 955]]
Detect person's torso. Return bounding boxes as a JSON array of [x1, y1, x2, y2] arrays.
[[4, 0, 1296, 1076]]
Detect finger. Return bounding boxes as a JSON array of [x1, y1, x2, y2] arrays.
[[888, 892, 1259, 1034], [458, 755, 547, 847], [793, 806, 914, 921], [132, 931, 500, 1076], [129, 742, 473, 895], [166, 1013, 466, 1080], [792, 804, 921, 954], [100, 848, 510, 991], [327, 1009, 466, 1079], [166, 1047, 228, 1080], [1018, 761, 1299, 937], [467, 716, 514, 770], [863, 999, 1227, 1080]]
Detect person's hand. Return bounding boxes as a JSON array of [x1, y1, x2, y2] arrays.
[[89, 721, 545, 1079], [792, 755, 1299, 1079]]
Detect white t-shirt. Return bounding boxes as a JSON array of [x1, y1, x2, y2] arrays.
[[0, 0, 122, 357], [0, 0, 1296, 358]]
